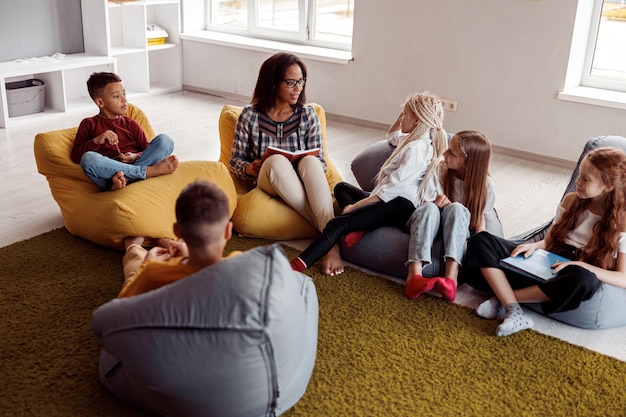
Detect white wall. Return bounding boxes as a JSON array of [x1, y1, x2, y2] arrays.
[[0, 0, 84, 62], [182, 0, 626, 162]]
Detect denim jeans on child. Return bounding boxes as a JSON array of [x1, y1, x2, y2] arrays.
[[80, 134, 174, 190], [407, 201, 470, 267]]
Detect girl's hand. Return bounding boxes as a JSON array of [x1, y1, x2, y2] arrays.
[[551, 260, 578, 274], [341, 194, 381, 214], [342, 204, 356, 214], [510, 242, 542, 258], [433, 194, 451, 209]]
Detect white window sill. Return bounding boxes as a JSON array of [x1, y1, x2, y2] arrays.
[[180, 31, 354, 65], [558, 86, 626, 111]]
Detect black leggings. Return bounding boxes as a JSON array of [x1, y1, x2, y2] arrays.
[[464, 231, 601, 314], [298, 182, 415, 267]]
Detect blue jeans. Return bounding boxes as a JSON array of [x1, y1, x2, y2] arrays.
[[80, 134, 174, 190], [407, 202, 470, 267]]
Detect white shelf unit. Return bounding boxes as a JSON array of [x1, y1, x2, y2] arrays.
[[0, 0, 182, 128], [101, 0, 182, 97], [0, 55, 115, 128]]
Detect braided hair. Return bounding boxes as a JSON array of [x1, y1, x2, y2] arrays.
[[376, 92, 447, 185]]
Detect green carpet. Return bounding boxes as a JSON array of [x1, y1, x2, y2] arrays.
[[1, 228, 625, 416]]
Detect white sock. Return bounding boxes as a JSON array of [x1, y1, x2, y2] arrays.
[[496, 303, 533, 337], [476, 297, 506, 320]]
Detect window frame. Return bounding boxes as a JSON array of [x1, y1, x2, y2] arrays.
[[205, 0, 353, 52], [559, 0, 626, 110], [581, 0, 626, 93]]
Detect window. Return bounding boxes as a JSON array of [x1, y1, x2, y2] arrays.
[[583, 0, 626, 92], [206, 0, 354, 51]]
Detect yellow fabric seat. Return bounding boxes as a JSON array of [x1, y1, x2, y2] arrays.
[[218, 104, 343, 240], [34, 104, 237, 249]]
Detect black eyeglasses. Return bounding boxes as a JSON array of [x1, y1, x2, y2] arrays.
[[283, 78, 307, 88]]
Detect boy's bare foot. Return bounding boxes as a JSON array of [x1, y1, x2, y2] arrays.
[[124, 236, 145, 249], [111, 171, 127, 191], [322, 244, 344, 276], [146, 155, 179, 178]]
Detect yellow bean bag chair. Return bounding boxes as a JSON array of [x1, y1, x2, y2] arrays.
[[34, 104, 237, 249], [218, 104, 343, 240]]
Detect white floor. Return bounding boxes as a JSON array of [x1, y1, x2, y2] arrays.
[[2, 90, 625, 362]]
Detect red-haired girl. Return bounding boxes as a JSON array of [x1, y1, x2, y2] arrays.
[[464, 147, 626, 336]]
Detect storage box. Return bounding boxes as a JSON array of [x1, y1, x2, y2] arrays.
[[147, 37, 166, 46], [6, 79, 45, 117], [147, 23, 168, 47]]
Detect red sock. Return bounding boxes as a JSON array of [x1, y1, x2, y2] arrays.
[[405, 275, 436, 299], [290, 257, 307, 272], [343, 231, 366, 247], [434, 277, 457, 302]]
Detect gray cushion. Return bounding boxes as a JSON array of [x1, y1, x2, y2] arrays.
[[92, 244, 318, 417], [526, 283, 626, 329]]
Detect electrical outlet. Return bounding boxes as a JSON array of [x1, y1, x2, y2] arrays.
[[440, 98, 458, 112]]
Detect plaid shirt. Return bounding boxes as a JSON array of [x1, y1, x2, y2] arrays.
[[229, 104, 326, 180]]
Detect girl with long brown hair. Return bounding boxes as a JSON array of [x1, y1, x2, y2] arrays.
[[464, 147, 626, 336], [405, 130, 496, 302]]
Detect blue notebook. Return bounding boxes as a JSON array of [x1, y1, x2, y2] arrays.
[[499, 249, 571, 281]]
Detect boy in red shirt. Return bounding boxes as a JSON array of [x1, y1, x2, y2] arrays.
[[71, 72, 178, 191]]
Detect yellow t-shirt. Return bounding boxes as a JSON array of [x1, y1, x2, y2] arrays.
[[118, 251, 241, 298]]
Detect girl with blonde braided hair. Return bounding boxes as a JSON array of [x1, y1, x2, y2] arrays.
[[290, 91, 447, 275]]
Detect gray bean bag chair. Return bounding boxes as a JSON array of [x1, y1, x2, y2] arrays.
[[514, 135, 626, 329], [92, 244, 318, 417], [340, 139, 504, 279]]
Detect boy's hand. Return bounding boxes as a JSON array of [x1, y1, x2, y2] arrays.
[[157, 238, 189, 258], [145, 246, 173, 261], [94, 130, 119, 147], [119, 152, 138, 163]]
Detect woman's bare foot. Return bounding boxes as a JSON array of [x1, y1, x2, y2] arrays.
[[124, 236, 145, 249], [146, 155, 179, 178], [111, 171, 127, 191], [321, 244, 344, 276]]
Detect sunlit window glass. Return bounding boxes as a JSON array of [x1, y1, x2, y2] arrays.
[[591, 1, 626, 82], [210, 0, 247, 29], [313, 0, 354, 44], [256, 0, 299, 32]]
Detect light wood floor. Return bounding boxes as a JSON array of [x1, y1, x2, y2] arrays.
[[2, 90, 625, 361]]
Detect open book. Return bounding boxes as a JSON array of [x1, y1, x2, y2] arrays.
[[262, 145, 320, 163], [500, 249, 571, 281]]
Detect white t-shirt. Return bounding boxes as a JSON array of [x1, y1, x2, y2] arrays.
[[386, 129, 410, 147], [554, 205, 626, 253], [372, 131, 434, 206]]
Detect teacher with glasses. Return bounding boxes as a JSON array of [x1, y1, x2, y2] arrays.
[[229, 52, 344, 275]]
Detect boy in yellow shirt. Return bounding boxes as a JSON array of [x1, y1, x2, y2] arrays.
[[118, 180, 237, 298]]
